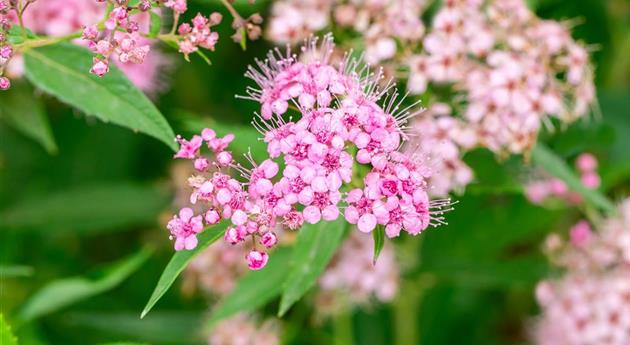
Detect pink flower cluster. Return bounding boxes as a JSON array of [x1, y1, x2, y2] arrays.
[[407, 0, 595, 155], [169, 35, 453, 269], [0, 2, 13, 90], [176, 12, 222, 59], [317, 231, 399, 314], [533, 199, 630, 345], [526, 153, 601, 205], [81, 1, 154, 77], [267, 0, 426, 65], [404, 104, 475, 197], [78, 0, 220, 78], [266, 0, 596, 196], [209, 313, 279, 345], [3, 0, 167, 93]]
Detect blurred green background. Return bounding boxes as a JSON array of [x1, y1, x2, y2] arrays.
[[1, 0, 630, 344]]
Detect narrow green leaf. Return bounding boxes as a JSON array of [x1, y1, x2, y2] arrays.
[[0, 183, 170, 234], [372, 226, 385, 265], [18, 248, 152, 322], [148, 11, 161, 38], [99, 343, 151, 345], [141, 223, 227, 318], [0, 81, 57, 154], [531, 144, 616, 213], [208, 247, 291, 327], [0, 314, 18, 345], [0, 265, 34, 278], [65, 311, 201, 345], [278, 218, 347, 316], [23, 44, 176, 151]]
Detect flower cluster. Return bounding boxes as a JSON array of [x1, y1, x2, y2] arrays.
[[266, 0, 596, 196], [407, 0, 595, 155], [79, 0, 217, 78], [525, 153, 600, 205], [2, 0, 168, 93], [82, 2, 150, 77], [316, 231, 399, 315], [404, 104, 475, 197], [533, 199, 630, 345], [267, 0, 426, 65], [0, 0, 14, 90], [209, 313, 280, 345], [175, 12, 222, 59], [168, 35, 453, 269]]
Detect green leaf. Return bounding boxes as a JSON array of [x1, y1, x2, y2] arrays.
[[0, 81, 57, 154], [372, 226, 385, 265], [531, 144, 615, 213], [64, 311, 202, 345], [0, 265, 34, 278], [208, 247, 291, 327], [148, 11, 161, 38], [0, 183, 170, 234], [99, 343, 151, 345], [141, 223, 226, 318], [17, 248, 152, 322], [0, 314, 18, 345], [278, 218, 347, 316], [23, 43, 176, 151]]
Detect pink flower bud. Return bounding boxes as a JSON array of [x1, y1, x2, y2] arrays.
[[216, 151, 232, 166], [201, 128, 216, 141], [357, 213, 377, 233], [569, 220, 592, 247], [260, 232, 277, 248], [90, 58, 109, 77], [246, 250, 269, 270], [576, 153, 597, 173], [194, 157, 209, 171], [205, 209, 220, 224], [0, 45, 12, 59], [231, 209, 248, 226], [178, 23, 192, 35], [81, 25, 98, 41], [0, 76, 10, 90], [581, 172, 600, 189]]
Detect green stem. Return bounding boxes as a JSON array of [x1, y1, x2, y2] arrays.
[[393, 274, 435, 345], [14, 31, 83, 53], [333, 309, 355, 345]]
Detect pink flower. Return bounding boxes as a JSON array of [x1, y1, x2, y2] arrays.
[[0, 76, 10, 90], [174, 135, 203, 159], [569, 220, 592, 247], [246, 250, 269, 270], [575, 153, 598, 173], [581, 172, 600, 189], [260, 232, 278, 248], [167, 208, 204, 250], [90, 58, 110, 77]]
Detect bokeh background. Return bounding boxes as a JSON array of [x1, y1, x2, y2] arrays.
[[1, 0, 630, 344]]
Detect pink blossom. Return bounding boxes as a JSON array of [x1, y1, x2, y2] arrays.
[[167, 207, 204, 250], [169, 35, 452, 269], [0, 76, 9, 90], [575, 153, 598, 173], [246, 250, 269, 270]]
